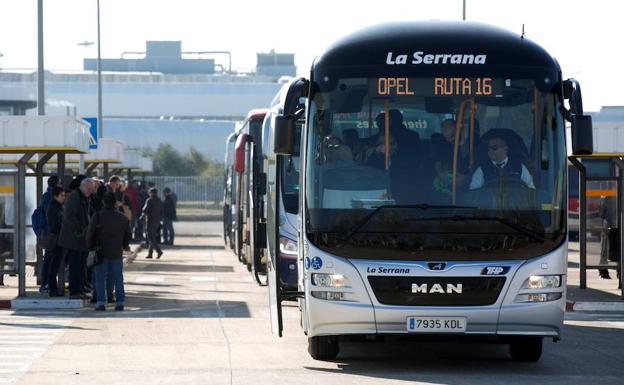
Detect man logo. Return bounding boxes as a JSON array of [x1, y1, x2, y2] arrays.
[[411, 283, 463, 294], [427, 262, 447, 271]]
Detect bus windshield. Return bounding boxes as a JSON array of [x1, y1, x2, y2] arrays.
[[305, 68, 567, 260]]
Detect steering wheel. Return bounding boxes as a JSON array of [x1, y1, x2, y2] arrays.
[[467, 178, 534, 209]]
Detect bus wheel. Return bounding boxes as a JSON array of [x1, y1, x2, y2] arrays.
[[308, 336, 339, 360], [509, 337, 543, 362]]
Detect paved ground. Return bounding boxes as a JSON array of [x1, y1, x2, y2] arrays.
[[0, 222, 623, 385]]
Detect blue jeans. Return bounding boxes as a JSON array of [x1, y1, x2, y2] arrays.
[[94, 259, 125, 307], [163, 217, 174, 244]]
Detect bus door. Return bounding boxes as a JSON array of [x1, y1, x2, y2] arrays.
[[268, 153, 285, 336], [250, 144, 268, 284]]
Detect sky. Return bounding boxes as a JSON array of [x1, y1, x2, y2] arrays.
[[0, 0, 622, 111]]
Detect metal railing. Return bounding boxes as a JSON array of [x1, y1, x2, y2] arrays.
[[141, 176, 223, 208]]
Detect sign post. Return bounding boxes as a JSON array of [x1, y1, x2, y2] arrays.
[[84, 117, 98, 150]]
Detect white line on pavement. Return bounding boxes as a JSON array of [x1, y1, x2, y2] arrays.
[[135, 276, 164, 283], [190, 276, 216, 282]]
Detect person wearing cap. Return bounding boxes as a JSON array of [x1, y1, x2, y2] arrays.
[[140, 188, 163, 259], [38, 175, 61, 294]]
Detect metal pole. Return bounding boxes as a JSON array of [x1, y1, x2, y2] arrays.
[[37, 0, 45, 115], [58, 153, 65, 185], [17, 163, 26, 296], [97, 0, 103, 138], [462, 0, 466, 20], [570, 157, 587, 288], [17, 153, 35, 297], [612, 158, 624, 298]]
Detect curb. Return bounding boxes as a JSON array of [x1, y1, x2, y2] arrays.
[[1, 244, 143, 310], [569, 300, 624, 312], [11, 298, 86, 310]]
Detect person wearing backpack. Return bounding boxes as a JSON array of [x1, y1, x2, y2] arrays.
[[45, 186, 66, 296], [32, 176, 60, 294]]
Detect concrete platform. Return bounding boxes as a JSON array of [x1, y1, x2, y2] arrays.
[[11, 297, 86, 310]]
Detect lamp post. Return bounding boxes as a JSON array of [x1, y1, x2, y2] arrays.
[[462, 0, 466, 21], [97, 0, 103, 138], [37, 0, 45, 115]]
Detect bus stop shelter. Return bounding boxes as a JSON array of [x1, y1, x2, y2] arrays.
[[47, 138, 125, 180], [110, 149, 141, 180], [569, 153, 624, 298], [0, 116, 89, 296]]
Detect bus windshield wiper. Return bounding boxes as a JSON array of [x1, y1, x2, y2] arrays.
[[408, 215, 545, 242], [340, 204, 477, 243]]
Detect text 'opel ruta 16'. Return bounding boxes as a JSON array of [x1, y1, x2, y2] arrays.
[[266, 21, 593, 361]]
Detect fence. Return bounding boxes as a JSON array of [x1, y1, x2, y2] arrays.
[[142, 176, 223, 208]]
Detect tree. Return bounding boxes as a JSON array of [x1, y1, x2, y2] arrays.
[[153, 144, 188, 175], [151, 144, 224, 176]]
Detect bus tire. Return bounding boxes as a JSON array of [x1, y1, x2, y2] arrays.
[[509, 337, 543, 362], [308, 336, 339, 360]]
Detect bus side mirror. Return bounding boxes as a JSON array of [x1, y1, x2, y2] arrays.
[[274, 116, 294, 155], [571, 114, 593, 155], [234, 133, 248, 173]]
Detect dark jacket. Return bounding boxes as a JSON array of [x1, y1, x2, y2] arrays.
[[46, 199, 63, 235], [163, 195, 177, 221], [58, 189, 91, 251], [142, 196, 163, 231], [86, 207, 131, 260], [481, 157, 523, 184]]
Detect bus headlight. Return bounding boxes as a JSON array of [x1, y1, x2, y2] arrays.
[[279, 236, 298, 257], [311, 273, 349, 288], [524, 275, 562, 289]]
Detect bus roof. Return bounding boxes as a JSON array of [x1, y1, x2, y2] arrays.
[[313, 21, 559, 71]]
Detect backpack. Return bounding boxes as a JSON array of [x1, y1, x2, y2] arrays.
[[31, 191, 51, 238], [31, 205, 46, 237]]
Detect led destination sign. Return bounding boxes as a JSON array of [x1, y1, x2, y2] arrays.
[[374, 77, 496, 97]]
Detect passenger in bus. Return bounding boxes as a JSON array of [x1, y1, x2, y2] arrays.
[[322, 135, 354, 169], [363, 133, 396, 170], [375, 109, 430, 203], [469, 135, 535, 190], [342, 128, 365, 162], [432, 119, 471, 196]]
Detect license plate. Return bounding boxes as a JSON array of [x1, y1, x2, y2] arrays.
[[406, 317, 467, 333]]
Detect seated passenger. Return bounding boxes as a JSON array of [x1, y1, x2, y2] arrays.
[[322, 135, 354, 169], [363, 133, 396, 170], [342, 128, 365, 161], [375, 109, 420, 149], [432, 119, 470, 195], [469, 135, 535, 190]]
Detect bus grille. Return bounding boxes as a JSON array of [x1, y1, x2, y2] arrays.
[[367, 276, 506, 306]]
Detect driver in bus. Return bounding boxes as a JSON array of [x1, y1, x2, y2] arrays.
[[469, 135, 535, 190]]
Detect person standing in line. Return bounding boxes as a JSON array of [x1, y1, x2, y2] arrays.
[[162, 187, 177, 245], [125, 181, 140, 238], [87, 192, 131, 311], [58, 178, 95, 299], [38, 175, 61, 294], [141, 188, 163, 259], [45, 186, 65, 297], [135, 183, 149, 241]]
